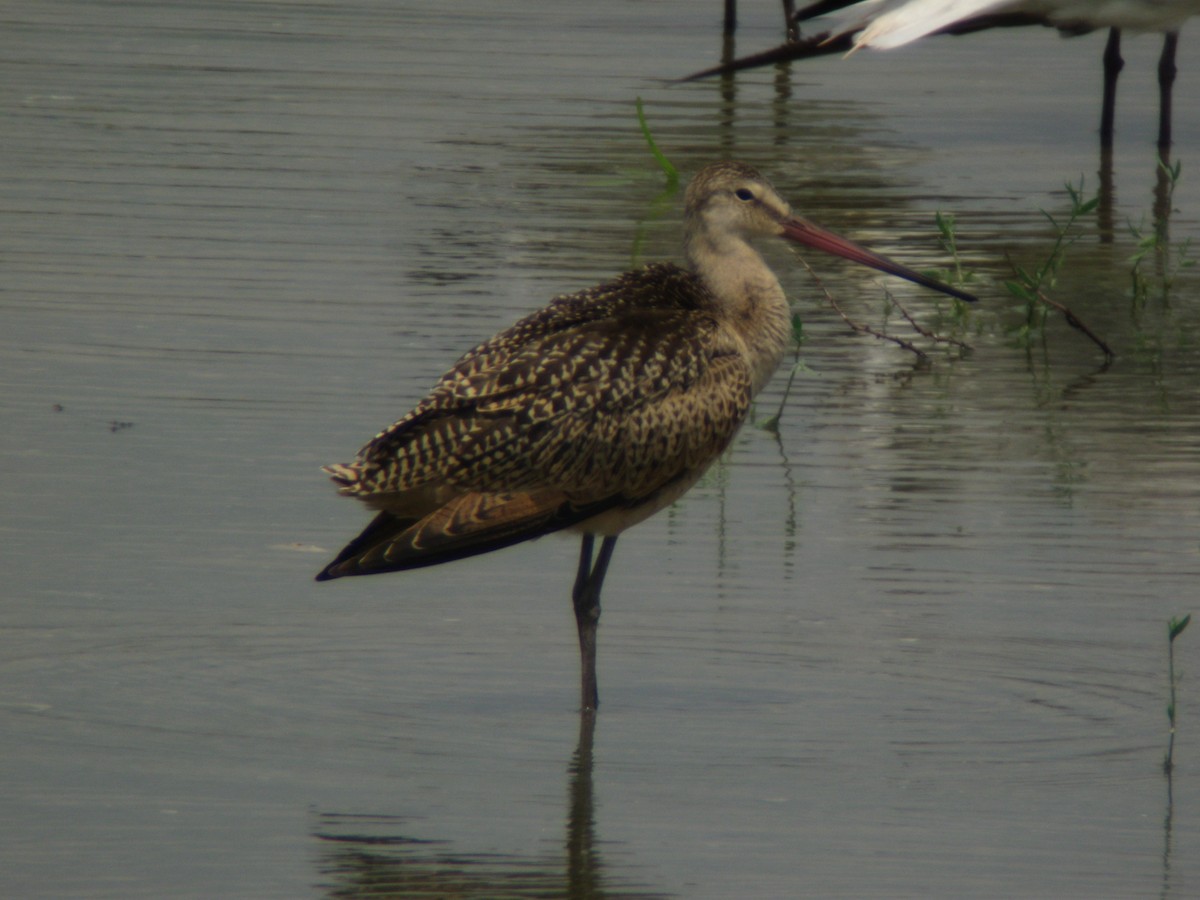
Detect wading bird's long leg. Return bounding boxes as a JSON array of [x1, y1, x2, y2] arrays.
[[572, 535, 618, 712], [1157, 31, 1179, 151], [1100, 28, 1123, 149]]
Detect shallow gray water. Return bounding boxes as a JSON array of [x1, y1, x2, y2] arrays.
[[3, 2, 1200, 897]]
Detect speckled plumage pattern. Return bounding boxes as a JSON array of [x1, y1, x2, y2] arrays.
[[344, 264, 747, 494], [319, 262, 756, 576]]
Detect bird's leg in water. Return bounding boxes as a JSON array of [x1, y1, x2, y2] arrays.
[[1100, 28, 1123, 149], [1157, 31, 1179, 151], [572, 535, 618, 712]]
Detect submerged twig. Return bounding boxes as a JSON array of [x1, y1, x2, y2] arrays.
[[887, 289, 973, 353], [1035, 289, 1116, 361], [1004, 178, 1116, 361], [799, 257, 979, 361], [799, 258, 928, 359]]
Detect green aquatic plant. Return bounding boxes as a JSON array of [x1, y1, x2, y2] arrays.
[[1164, 613, 1191, 774], [627, 98, 682, 266], [923, 210, 981, 333], [1005, 179, 1096, 340], [933, 210, 977, 301], [635, 97, 678, 187], [1004, 179, 1114, 360]]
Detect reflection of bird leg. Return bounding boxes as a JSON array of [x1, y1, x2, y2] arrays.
[[1154, 150, 1174, 263], [565, 709, 598, 894], [1098, 144, 1116, 244]]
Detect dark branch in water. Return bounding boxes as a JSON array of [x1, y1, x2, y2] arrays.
[[1035, 290, 1116, 361]]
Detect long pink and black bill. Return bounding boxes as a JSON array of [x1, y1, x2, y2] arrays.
[[781, 216, 978, 304]]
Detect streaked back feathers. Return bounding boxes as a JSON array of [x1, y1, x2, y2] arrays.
[[318, 259, 761, 579]]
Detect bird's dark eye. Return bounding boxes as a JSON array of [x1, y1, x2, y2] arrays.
[[735, 188, 755, 201]]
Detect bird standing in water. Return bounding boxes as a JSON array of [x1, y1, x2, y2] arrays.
[[693, 1, 1200, 150], [799, 0, 1200, 149], [316, 161, 975, 711]]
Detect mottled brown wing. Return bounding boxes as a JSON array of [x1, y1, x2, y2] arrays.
[[317, 264, 755, 578]]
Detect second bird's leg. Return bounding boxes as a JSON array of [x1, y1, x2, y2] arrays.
[[1157, 31, 1179, 152], [1100, 28, 1123, 149], [572, 534, 618, 712]]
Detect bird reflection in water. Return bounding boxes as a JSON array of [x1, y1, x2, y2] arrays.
[[312, 716, 671, 899]]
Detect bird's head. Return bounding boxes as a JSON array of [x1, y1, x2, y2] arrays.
[[684, 160, 977, 304]]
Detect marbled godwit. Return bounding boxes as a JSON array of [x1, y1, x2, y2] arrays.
[[316, 161, 975, 711]]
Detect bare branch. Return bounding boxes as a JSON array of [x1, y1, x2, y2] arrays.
[[799, 259, 949, 361], [886, 289, 974, 352], [1035, 289, 1116, 361]]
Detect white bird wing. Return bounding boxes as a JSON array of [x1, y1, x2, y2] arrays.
[[822, 1, 1200, 50], [818, 0, 1019, 50]]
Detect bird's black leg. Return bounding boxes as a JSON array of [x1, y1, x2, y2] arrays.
[[783, 0, 797, 42], [573, 534, 595, 605], [1157, 31, 1179, 152], [1100, 28, 1123, 149], [572, 535, 618, 712]]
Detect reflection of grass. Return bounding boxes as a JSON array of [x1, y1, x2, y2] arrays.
[[635, 97, 678, 187], [628, 98, 682, 267], [1164, 614, 1191, 774], [1129, 159, 1195, 309], [760, 313, 807, 433]]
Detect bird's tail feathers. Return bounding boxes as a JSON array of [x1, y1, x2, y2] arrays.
[[315, 490, 616, 580]]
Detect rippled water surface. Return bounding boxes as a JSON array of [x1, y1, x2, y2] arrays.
[[3, 2, 1200, 897]]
